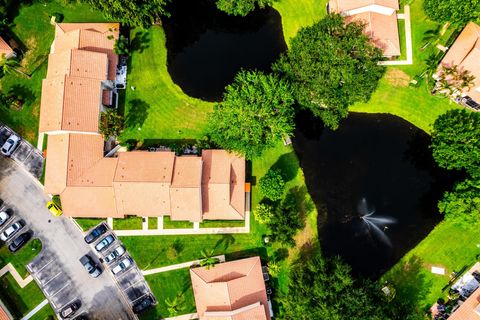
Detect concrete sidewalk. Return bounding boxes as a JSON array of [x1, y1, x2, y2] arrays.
[[0, 263, 33, 288], [21, 299, 48, 320], [142, 255, 226, 276]]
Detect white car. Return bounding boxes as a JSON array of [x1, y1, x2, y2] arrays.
[[104, 245, 126, 264], [111, 257, 132, 275], [0, 221, 24, 241], [0, 211, 11, 227], [1, 135, 20, 156]]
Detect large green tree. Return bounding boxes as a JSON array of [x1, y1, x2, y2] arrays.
[[215, 0, 277, 16], [273, 14, 385, 129], [81, 0, 170, 27], [208, 70, 295, 159], [431, 109, 480, 177], [268, 190, 304, 246], [423, 0, 480, 27], [439, 179, 480, 224], [259, 168, 285, 201]]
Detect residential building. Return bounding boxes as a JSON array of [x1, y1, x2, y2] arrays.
[[0, 36, 15, 59], [445, 263, 480, 320], [435, 22, 480, 110], [190, 257, 271, 320], [40, 23, 246, 222], [328, 0, 401, 57]]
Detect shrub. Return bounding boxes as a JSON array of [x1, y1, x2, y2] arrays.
[[268, 190, 305, 246], [99, 109, 124, 139], [253, 203, 274, 224], [259, 169, 285, 201], [51, 12, 64, 23]]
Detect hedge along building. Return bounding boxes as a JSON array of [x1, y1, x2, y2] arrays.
[[39, 23, 246, 222]]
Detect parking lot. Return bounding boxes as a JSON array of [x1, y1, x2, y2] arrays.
[[0, 124, 44, 179], [0, 199, 32, 252], [86, 223, 156, 309]]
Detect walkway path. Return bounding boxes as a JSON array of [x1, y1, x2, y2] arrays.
[[0, 263, 33, 288], [142, 255, 226, 276], [164, 313, 198, 320], [21, 299, 49, 320], [379, 5, 413, 66]]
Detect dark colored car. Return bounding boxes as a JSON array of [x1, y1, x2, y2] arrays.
[[60, 301, 81, 319], [8, 232, 32, 253], [84, 224, 107, 244], [95, 234, 115, 252], [79, 254, 102, 278], [132, 295, 154, 314]]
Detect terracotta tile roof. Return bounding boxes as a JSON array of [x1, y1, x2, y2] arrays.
[[44, 134, 70, 194], [54, 23, 119, 80], [113, 181, 172, 216], [0, 36, 14, 58], [39, 75, 102, 133], [60, 186, 121, 218], [102, 89, 112, 106], [440, 22, 480, 102], [345, 11, 400, 56], [202, 150, 245, 220], [0, 303, 11, 320], [329, 0, 400, 56], [447, 262, 480, 320], [114, 151, 175, 182], [66, 134, 104, 185], [190, 257, 270, 320], [203, 302, 268, 320], [47, 49, 108, 80]]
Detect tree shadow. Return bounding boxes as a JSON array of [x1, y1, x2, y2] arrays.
[[271, 248, 289, 262], [130, 30, 150, 53], [125, 99, 150, 128], [268, 151, 299, 183], [225, 247, 268, 262], [214, 234, 236, 251], [8, 85, 35, 104]]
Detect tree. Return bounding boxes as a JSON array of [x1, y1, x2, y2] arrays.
[[215, 0, 277, 16], [114, 35, 130, 56], [253, 203, 274, 224], [273, 14, 385, 129], [268, 190, 304, 246], [165, 294, 186, 316], [431, 109, 480, 177], [259, 169, 285, 201], [0, 56, 21, 78], [438, 179, 480, 224], [99, 109, 124, 139], [423, 0, 480, 27], [80, 0, 170, 27], [434, 64, 475, 97], [199, 249, 219, 269], [208, 70, 295, 159]]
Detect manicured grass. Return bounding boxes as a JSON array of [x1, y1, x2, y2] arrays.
[[0, 239, 42, 278], [113, 216, 143, 230], [163, 217, 193, 229], [75, 218, 105, 231], [273, 0, 328, 46], [30, 304, 56, 320], [199, 220, 245, 228], [120, 27, 213, 142], [383, 221, 480, 312], [0, 274, 47, 318], [141, 268, 196, 320], [148, 217, 158, 230], [397, 19, 407, 61]]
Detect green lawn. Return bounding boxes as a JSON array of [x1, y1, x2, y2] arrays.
[[113, 216, 143, 230], [148, 217, 158, 230], [163, 217, 193, 229], [0, 239, 42, 278], [0, 1, 109, 144], [397, 19, 407, 61], [199, 220, 245, 228], [30, 304, 56, 320], [120, 27, 213, 142], [75, 218, 105, 231], [141, 268, 196, 320]]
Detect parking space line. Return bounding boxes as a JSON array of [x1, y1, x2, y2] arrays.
[[120, 279, 144, 292], [130, 293, 149, 304], [36, 259, 54, 273], [41, 271, 62, 286], [49, 282, 70, 298], [59, 297, 78, 311]]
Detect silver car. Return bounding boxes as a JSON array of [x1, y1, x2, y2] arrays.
[[0, 221, 24, 241], [104, 245, 126, 264], [1, 135, 20, 156], [95, 234, 115, 252], [0, 211, 11, 227], [111, 257, 132, 275]]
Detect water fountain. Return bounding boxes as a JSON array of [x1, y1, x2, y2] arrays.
[[357, 198, 397, 247]]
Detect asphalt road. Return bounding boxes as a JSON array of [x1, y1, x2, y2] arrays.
[[0, 156, 136, 320]]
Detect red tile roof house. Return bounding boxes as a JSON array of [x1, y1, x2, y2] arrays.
[[39, 23, 246, 222], [434, 22, 480, 110], [0, 35, 16, 59], [328, 0, 401, 57], [190, 256, 272, 320]]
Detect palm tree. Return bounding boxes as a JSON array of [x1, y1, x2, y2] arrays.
[[165, 294, 186, 316], [0, 56, 29, 78], [199, 249, 219, 269], [423, 54, 439, 89]]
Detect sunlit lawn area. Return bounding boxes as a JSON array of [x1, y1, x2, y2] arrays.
[[0, 239, 42, 277], [163, 216, 193, 229], [141, 268, 196, 320], [199, 220, 245, 228], [75, 218, 105, 231], [148, 217, 158, 230], [113, 216, 143, 230]]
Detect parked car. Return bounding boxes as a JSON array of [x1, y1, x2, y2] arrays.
[[60, 301, 81, 319], [46, 201, 62, 217], [0, 211, 11, 227], [8, 232, 32, 253], [1, 134, 20, 156], [132, 295, 154, 314], [104, 245, 125, 264], [111, 257, 132, 275], [95, 234, 115, 252], [0, 220, 24, 241], [84, 224, 107, 244], [79, 255, 102, 278]]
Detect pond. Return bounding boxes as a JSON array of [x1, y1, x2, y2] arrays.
[[162, 0, 287, 101], [293, 111, 458, 278]]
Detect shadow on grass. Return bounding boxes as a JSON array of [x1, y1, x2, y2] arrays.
[[125, 99, 150, 129], [8, 84, 35, 104], [224, 247, 268, 262], [214, 234, 236, 252], [269, 151, 299, 183], [130, 30, 150, 53]]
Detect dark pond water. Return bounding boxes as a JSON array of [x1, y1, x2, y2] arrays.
[[293, 111, 458, 278], [162, 0, 287, 101]]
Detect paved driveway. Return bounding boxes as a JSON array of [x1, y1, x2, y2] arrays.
[[0, 156, 136, 319]]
